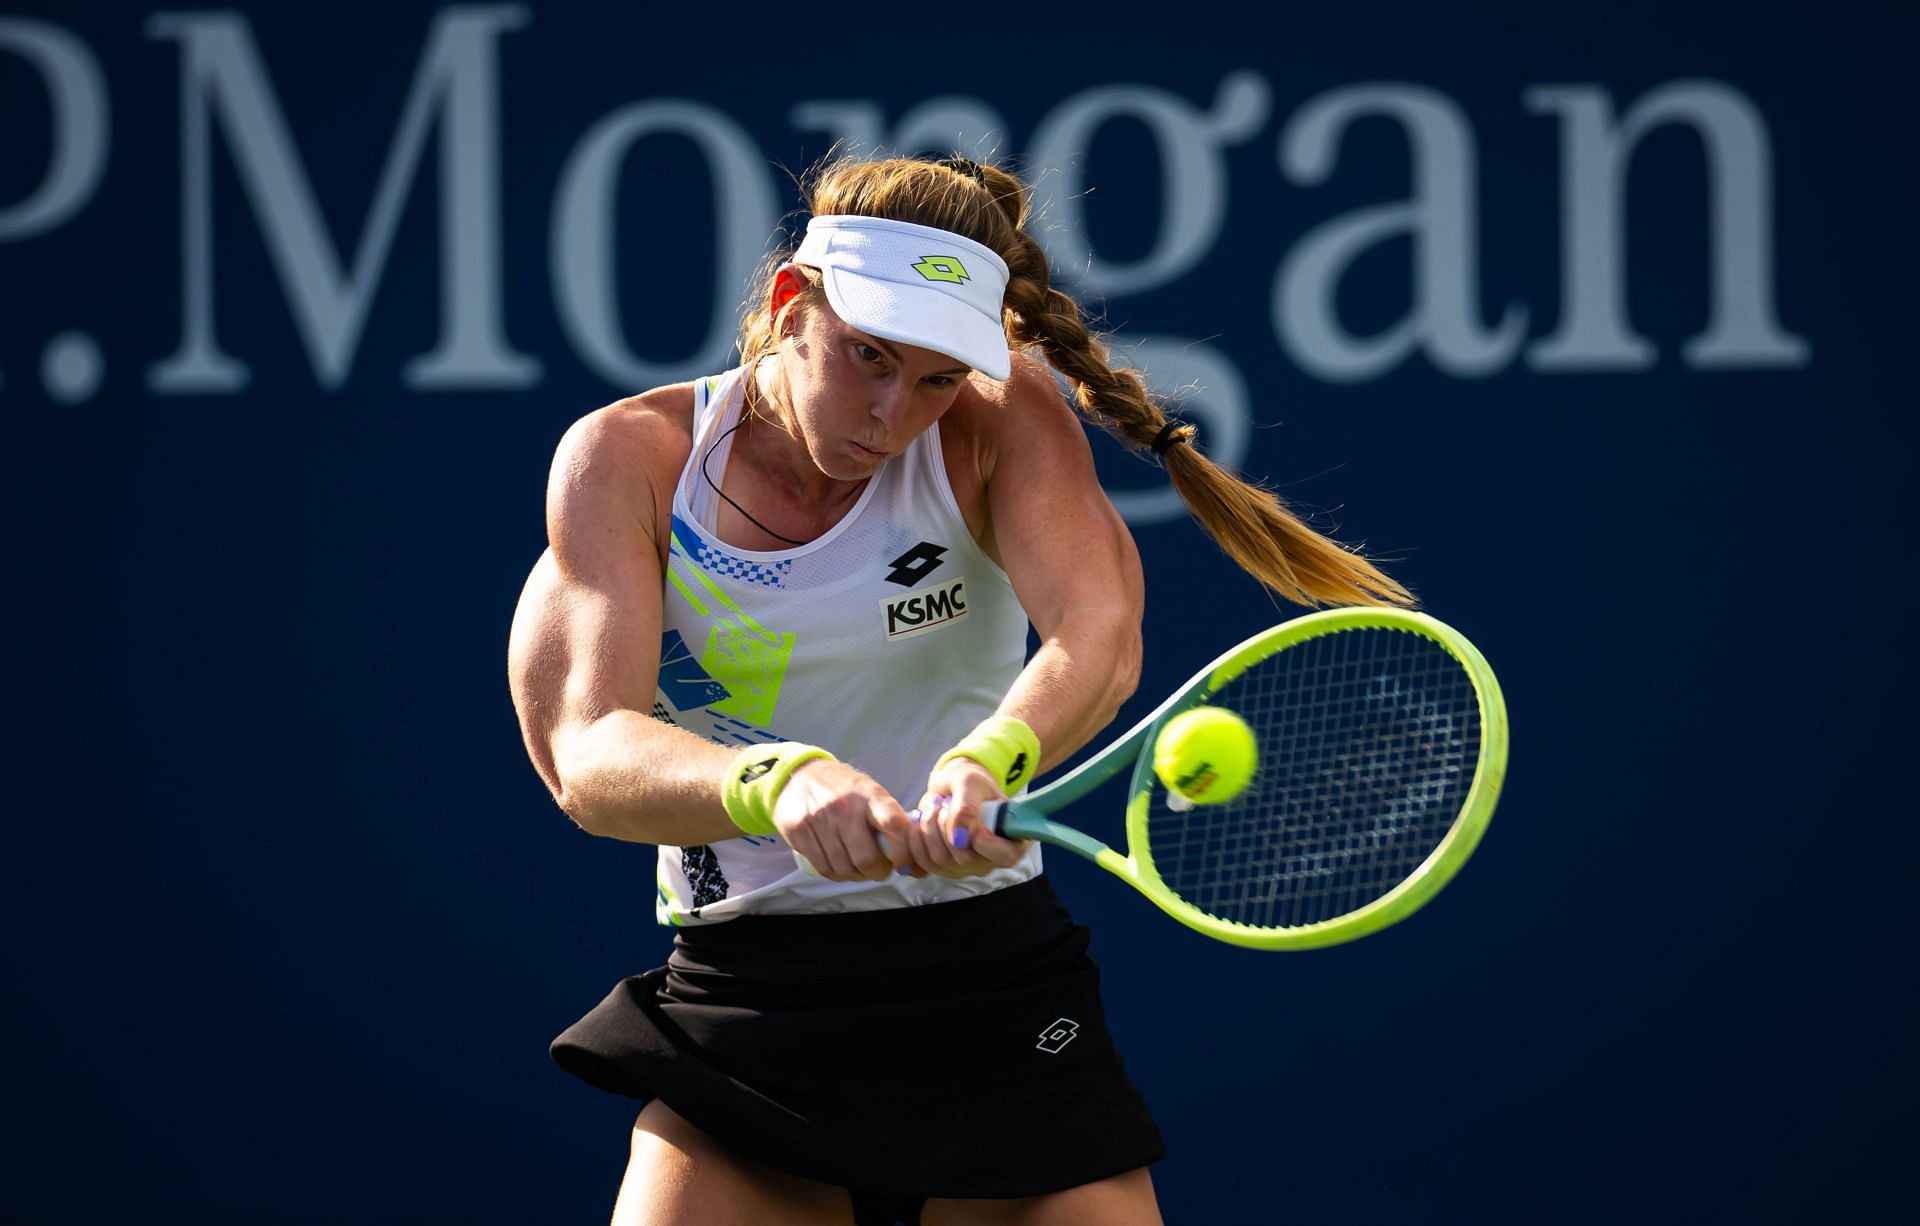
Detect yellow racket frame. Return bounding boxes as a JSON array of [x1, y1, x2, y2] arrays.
[[987, 608, 1509, 950]]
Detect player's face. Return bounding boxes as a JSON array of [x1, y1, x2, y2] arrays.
[[777, 296, 972, 481]]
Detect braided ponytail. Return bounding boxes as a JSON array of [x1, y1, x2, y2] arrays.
[[737, 153, 1413, 608], [978, 165, 1411, 608]]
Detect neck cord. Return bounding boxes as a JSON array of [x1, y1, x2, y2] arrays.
[[701, 416, 809, 547]]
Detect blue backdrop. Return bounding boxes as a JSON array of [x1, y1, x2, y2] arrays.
[[7, 1, 1912, 1221]]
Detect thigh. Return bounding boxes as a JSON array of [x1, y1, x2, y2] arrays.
[[920, 1167, 1161, 1226], [612, 1100, 856, 1226]]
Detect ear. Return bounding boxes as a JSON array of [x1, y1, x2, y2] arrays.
[[767, 264, 811, 337]]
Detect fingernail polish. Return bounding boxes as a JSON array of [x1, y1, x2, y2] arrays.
[[953, 827, 971, 851], [896, 865, 914, 876]]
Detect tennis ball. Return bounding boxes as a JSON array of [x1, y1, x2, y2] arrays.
[[1152, 706, 1257, 805]]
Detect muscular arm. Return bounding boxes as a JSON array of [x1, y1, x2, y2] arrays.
[[509, 394, 914, 881], [507, 395, 745, 847], [982, 355, 1146, 772], [910, 355, 1144, 874]]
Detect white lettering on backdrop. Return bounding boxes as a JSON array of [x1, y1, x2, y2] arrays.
[[142, 6, 539, 393], [3, 7, 1812, 520]]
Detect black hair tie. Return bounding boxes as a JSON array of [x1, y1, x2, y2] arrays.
[[1150, 419, 1190, 455], [937, 156, 986, 185]]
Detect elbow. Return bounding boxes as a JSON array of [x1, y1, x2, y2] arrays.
[[552, 783, 602, 836], [514, 708, 607, 835], [1103, 621, 1144, 722], [550, 724, 669, 842], [1053, 610, 1140, 728], [555, 780, 642, 841], [520, 744, 597, 834], [549, 737, 614, 837], [1118, 632, 1144, 708]]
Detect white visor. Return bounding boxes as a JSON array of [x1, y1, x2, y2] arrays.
[[792, 214, 1012, 381]]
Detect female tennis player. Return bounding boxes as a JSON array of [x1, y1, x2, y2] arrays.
[[508, 155, 1407, 1226]]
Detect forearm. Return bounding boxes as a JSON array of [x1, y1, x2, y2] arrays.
[[551, 710, 745, 845], [996, 610, 1142, 774]]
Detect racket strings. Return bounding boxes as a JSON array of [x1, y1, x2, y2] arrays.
[[1145, 627, 1481, 930]]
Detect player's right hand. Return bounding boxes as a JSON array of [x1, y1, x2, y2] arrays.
[[907, 756, 1028, 879], [771, 759, 915, 882]]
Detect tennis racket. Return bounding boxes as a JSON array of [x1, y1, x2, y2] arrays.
[[976, 607, 1507, 950]]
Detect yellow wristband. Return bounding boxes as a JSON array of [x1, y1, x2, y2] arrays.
[[722, 742, 833, 836], [931, 715, 1042, 793]]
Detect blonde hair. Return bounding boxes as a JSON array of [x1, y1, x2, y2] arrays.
[[737, 155, 1412, 608]]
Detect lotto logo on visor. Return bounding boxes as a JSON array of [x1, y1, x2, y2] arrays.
[[911, 255, 970, 284], [793, 215, 1012, 381]]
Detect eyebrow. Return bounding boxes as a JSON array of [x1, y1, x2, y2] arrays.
[[864, 334, 970, 378]]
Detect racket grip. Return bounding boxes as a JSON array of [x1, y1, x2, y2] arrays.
[[878, 803, 1007, 855], [979, 800, 1008, 833]]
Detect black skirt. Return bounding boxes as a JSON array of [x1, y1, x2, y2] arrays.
[[550, 875, 1164, 1203]]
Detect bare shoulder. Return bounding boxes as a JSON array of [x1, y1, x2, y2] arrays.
[[948, 350, 1082, 451], [551, 382, 697, 498], [942, 350, 1093, 497], [547, 382, 697, 572]]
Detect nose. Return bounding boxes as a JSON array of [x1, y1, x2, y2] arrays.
[[869, 380, 911, 429]]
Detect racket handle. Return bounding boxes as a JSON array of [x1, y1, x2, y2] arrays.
[[979, 800, 1008, 833]]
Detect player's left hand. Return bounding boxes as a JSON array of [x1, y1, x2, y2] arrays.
[[907, 757, 1031, 879]]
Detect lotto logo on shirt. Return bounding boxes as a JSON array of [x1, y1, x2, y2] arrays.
[[881, 578, 969, 640]]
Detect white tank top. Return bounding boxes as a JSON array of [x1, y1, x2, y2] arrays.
[[652, 366, 1041, 924]]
